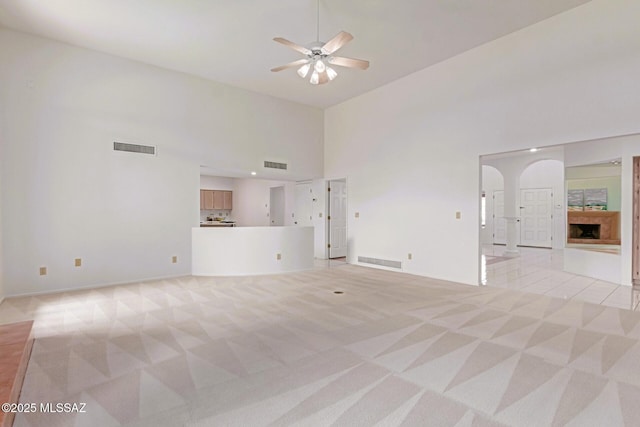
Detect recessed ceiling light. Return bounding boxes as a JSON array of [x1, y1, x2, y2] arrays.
[[251, 171, 257, 176], [529, 148, 538, 153]]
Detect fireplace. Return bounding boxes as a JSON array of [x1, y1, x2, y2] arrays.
[[569, 224, 600, 239], [567, 211, 620, 245]]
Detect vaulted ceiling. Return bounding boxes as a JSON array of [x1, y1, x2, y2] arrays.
[[0, 0, 591, 108]]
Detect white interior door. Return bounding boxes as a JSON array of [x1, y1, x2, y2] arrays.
[[493, 190, 506, 245], [329, 180, 347, 258], [520, 188, 553, 248], [269, 186, 285, 226], [294, 182, 313, 227]]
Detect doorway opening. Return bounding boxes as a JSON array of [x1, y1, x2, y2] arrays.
[[269, 186, 285, 226], [633, 157, 640, 285], [327, 179, 347, 259]]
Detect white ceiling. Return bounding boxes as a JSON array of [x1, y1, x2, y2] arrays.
[[0, 0, 591, 109]]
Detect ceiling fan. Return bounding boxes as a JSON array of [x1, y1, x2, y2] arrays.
[[271, 0, 369, 85]]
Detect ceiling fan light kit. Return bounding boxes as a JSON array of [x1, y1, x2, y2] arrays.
[[271, 0, 369, 85]]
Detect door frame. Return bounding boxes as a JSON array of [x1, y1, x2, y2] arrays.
[[326, 178, 348, 259], [269, 185, 285, 226], [493, 190, 507, 245], [519, 187, 554, 248]]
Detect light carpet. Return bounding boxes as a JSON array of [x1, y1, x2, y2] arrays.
[[1, 264, 640, 426]]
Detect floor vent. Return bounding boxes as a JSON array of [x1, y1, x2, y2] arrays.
[[264, 161, 287, 170], [114, 142, 156, 155], [358, 256, 402, 269]]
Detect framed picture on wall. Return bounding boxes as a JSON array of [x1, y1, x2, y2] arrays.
[[567, 189, 584, 211], [585, 188, 607, 210]]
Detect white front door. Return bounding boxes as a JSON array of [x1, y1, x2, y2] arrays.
[[493, 190, 507, 245], [329, 180, 347, 258], [294, 182, 313, 227], [269, 186, 285, 226], [520, 188, 553, 248]]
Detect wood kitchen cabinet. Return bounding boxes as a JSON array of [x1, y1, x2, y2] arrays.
[[202, 190, 215, 210], [223, 191, 232, 210], [200, 189, 232, 210], [213, 191, 224, 209]]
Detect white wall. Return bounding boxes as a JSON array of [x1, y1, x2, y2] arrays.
[[200, 175, 234, 191], [231, 178, 295, 227], [0, 29, 323, 296], [192, 227, 314, 276], [325, 0, 640, 285], [311, 179, 328, 259]]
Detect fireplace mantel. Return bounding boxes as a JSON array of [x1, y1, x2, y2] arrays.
[[567, 211, 620, 245]]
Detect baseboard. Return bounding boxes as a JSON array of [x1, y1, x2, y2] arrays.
[[4, 274, 190, 299]]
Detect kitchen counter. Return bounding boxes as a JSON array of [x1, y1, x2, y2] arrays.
[[200, 221, 236, 227]]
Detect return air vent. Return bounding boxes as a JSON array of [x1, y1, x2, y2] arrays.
[[358, 256, 402, 269], [113, 142, 156, 155], [264, 161, 287, 170]]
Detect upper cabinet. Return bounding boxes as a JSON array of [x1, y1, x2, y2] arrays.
[[223, 191, 232, 210], [200, 190, 232, 210]]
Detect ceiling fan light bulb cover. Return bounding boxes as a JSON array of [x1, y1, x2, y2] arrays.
[[326, 67, 337, 80], [314, 59, 326, 73], [297, 63, 311, 78], [310, 71, 320, 85]]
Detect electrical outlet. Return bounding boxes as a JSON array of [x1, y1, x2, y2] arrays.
[[355, 212, 360, 218], [39, 266, 47, 276], [75, 258, 82, 267], [172, 256, 178, 264], [276, 253, 282, 260], [456, 211, 461, 219], [408, 253, 412, 260], [319, 212, 323, 218]]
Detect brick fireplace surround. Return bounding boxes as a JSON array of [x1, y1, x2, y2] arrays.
[[567, 210, 620, 245]]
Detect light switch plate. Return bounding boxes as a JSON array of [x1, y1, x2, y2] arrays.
[[75, 258, 82, 267], [456, 211, 461, 219]]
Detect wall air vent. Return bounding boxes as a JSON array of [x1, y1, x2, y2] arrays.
[[113, 142, 156, 155], [358, 256, 402, 269], [264, 161, 287, 170]]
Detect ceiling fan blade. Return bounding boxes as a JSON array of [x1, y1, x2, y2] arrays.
[[273, 37, 311, 55], [321, 31, 353, 54], [271, 59, 310, 72], [329, 56, 370, 70]]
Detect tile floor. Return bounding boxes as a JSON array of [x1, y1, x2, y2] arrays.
[[482, 245, 638, 310]]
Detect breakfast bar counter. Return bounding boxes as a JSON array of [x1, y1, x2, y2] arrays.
[[192, 226, 314, 276]]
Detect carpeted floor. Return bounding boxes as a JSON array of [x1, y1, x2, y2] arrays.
[[2, 264, 640, 426]]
